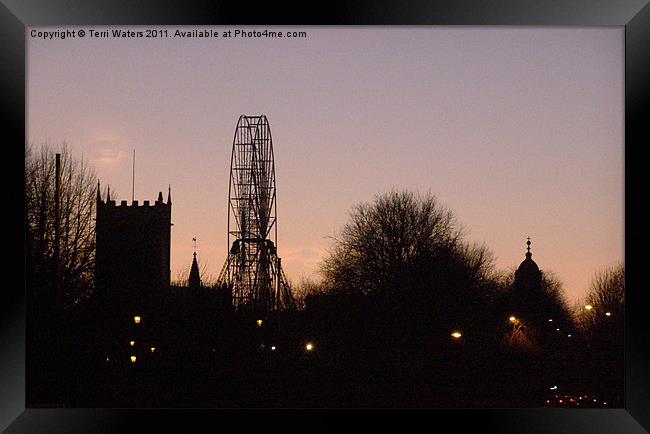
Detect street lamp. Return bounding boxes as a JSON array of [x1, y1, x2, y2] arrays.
[[256, 319, 263, 327], [451, 331, 462, 339], [134, 315, 141, 324], [605, 312, 612, 317], [585, 304, 593, 311], [130, 355, 137, 363], [509, 316, 517, 323], [130, 340, 135, 347], [305, 342, 314, 352]]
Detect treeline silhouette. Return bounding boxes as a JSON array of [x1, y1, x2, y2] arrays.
[[25, 145, 623, 408], [296, 190, 622, 406]]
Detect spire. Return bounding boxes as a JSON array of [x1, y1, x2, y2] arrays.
[[97, 180, 101, 202], [157, 191, 164, 203], [188, 237, 201, 289], [167, 185, 172, 204], [526, 237, 532, 259], [106, 185, 111, 202]]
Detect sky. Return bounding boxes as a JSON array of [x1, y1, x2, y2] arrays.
[[27, 26, 624, 303]]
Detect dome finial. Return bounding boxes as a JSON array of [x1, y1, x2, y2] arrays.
[[526, 237, 532, 258]]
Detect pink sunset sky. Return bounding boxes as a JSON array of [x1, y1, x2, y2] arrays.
[[27, 26, 624, 303]]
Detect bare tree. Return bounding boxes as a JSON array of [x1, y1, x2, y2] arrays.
[[292, 275, 326, 310], [172, 264, 191, 287], [577, 264, 624, 340], [26, 143, 99, 307], [313, 189, 509, 355], [574, 264, 625, 399], [320, 190, 463, 296]]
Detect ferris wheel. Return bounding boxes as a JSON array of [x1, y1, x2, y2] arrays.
[[218, 115, 294, 315]]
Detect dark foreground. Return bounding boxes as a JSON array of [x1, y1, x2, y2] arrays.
[[27, 307, 622, 408]]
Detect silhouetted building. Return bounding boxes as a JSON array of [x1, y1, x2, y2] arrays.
[[95, 184, 172, 314], [188, 251, 201, 290], [514, 237, 542, 294]]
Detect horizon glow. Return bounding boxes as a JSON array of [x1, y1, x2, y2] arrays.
[[27, 26, 624, 303]]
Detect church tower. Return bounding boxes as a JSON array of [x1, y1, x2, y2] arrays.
[[95, 183, 172, 315]]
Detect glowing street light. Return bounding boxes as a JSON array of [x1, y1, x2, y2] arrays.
[[585, 304, 593, 311], [130, 340, 135, 347], [130, 355, 137, 363], [548, 319, 553, 322], [509, 316, 516, 323], [256, 319, 263, 327], [451, 331, 462, 339], [271, 346, 276, 351], [305, 342, 314, 351], [150, 347, 156, 353], [134, 315, 141, 324], [605, 312, 612, 317]]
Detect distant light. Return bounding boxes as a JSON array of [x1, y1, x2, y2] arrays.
[[585, 304, 593, 311], [305, 342, 314, 351], [509, 316, 516, 322], [604, 401, 607, 405], [150, 347, 156, 352], [451, 331, 462, 339], [130, 340, 135, 346], [548, 319, 553, 322], [130, 355, 136, 363], [605, 312, 611, 316], [567, 334, 572, 338], [106, 357, 110, 362], [559, 399, 563, 403], [593, 399, 597, 402], [271, 346, 276, 351], [550, 385, 557, 390], [556, 328, 560, 331], [256, 319, 263, 327], [546, 400, 550, 404], [134, 316, 141, 324]]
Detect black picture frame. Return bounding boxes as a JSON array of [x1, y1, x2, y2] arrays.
[[3, 0, 649, 432]]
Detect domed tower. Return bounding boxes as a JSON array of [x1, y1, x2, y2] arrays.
[[514, 237, 542, 294]]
